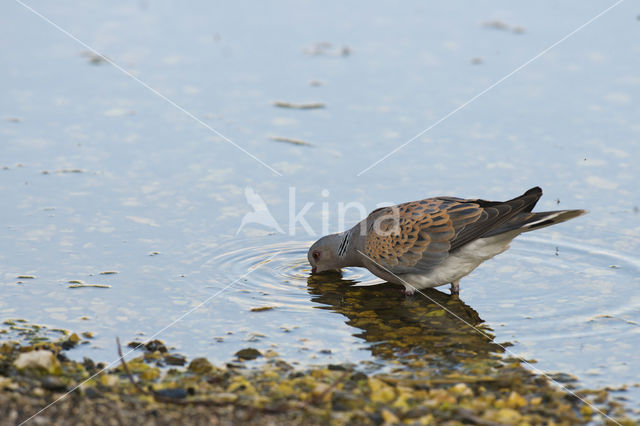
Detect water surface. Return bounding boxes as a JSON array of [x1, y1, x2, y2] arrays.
[[1, 0, 639, 415]]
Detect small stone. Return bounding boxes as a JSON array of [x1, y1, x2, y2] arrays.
[[369, 378, 396, 404], [84, 387, 101, 399], [380, 408, 399, 424], [506, 391, 527, 408], [99, 374, 118, 387], [312, 383, 330, 399], [495, 408, 522, 423], [13, 350, 61, 374], [331, 391, 363, 411], [41, 376, 67, 391], [210, 393, 237, 404], [154, 388, 187, 399], [145, 340, 168, 353], [450, 383, 474, 397], [140, 368, 160, 381], [351, 372, 368, 382]]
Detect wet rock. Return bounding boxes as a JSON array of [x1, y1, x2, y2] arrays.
[[83, 387, 101, 399], [550, 372, 578, 383], [405, 406, 429, 419], [41, 376, 67, 391], [234, 348, 262, 361], [380, 408, 399, 424], [495, 407, 522, 423], [350, 372, 368, 382], [145, 340, 168, 353], [164, 354, 187, 366], [188, 357, 213, 374], [311, 383, 330, 400], [154, 388, 187, 399], [61, 333, 81, 350], [331, 391, 363, 411], [226, 363, 245, 370], [368, 378, 396, 404], [209, 393, 238, 404], [13, 350, 61, 374]]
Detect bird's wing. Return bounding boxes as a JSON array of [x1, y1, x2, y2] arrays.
[[362, 187, 542, 274]]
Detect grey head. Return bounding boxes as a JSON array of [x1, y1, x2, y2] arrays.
[[307, 233, 344, 274]]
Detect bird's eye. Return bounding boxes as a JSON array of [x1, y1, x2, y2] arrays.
[[312, 250, 320, 261]]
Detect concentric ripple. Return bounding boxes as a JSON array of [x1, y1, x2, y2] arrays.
[[188, 238, 380, 314]]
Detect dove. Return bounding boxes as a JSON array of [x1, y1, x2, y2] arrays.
[[308, 187, 585, 295]]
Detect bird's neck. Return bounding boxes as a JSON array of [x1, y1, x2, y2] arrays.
[[334, 229, 364, 268]]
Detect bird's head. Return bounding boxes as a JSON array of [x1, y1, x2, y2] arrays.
[[308, 234, 341, 274]]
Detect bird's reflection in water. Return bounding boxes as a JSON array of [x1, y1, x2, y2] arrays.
[[307, 274, 506, 374]]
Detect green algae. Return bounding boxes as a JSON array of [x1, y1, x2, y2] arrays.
[[0, 321, 636, 425]]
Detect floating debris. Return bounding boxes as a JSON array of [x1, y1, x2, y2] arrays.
[[68, 284, 111, 289], [17, 275, 35, 279], [273, 101, 325, 110], [270, 136, 314, 146], [56, 169, 85, 174], [483, 20, 525, 34], [81, 50, 109, 65], [99, 271, 118, 275], [309, 80, 323, 86], [470, 57, 483, 65], [304, 42, 352, 56], [68, 280, 84, 284], [149, 251, 160, 256], [250, 306, 277, 312]]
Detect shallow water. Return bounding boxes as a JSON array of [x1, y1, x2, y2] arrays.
[[2, 0, 639, 415]]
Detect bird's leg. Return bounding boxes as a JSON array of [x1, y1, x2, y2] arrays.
[[450, 280, 460, 296]]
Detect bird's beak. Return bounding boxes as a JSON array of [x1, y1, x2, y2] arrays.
[[311, 266, 317, 274]]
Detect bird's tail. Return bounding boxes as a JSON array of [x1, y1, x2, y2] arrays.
[[485, 209, 587, 236]]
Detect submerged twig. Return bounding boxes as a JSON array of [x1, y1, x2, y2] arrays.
[[114, 337, 291, 413], [270, 136, 314, 147], [273, 101, 325, 109], [307, 369, 350, 405], [116, 337, 147, 394]]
